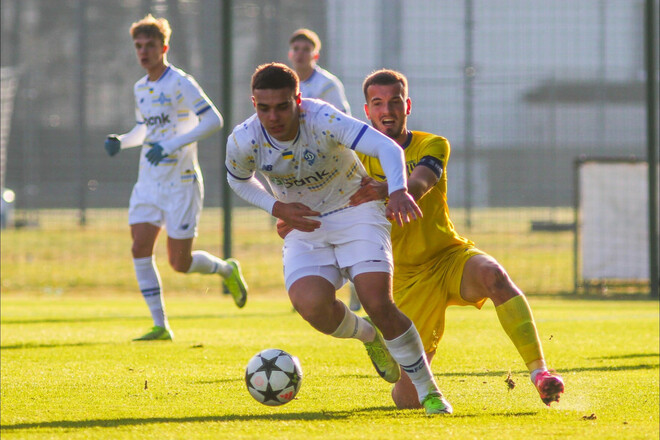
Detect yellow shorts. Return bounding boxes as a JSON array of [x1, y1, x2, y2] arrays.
[[393, 244, 489, 353]]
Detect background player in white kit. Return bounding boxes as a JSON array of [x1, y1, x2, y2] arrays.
[[225, 62, 451, 414], [287, 28, 361, 311], [288, 28, 351, 115], [104, 14, 248, 341]]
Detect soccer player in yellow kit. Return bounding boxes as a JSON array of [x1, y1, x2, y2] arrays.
[[350, 69, 565, 409]]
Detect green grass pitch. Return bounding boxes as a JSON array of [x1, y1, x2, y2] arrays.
[[1, 208, 657, 438], [1, 294, 658, 439]]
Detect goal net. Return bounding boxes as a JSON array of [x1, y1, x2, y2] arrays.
[[576, 158, 657, 288]]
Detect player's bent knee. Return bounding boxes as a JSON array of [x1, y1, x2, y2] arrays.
[[480, 261, 521, 302], [169, 256, 192, 273], [360, 295, 396, 316]]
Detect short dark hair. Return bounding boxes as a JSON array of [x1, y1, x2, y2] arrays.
[[362, 69, 409, 101], [251, 62, 299, 92], [289, 28, 321, 52]]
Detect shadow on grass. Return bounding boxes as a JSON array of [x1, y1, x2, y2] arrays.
[[0, 407, 543, 431], [0, 311, 295, 325], [530, 292, 659, 301], [450, 411, 539, 419], [0, 342, 112, 350], [0, 407, 386, 430], [588, 353, 659, 360], [433, 362, 658, 378]]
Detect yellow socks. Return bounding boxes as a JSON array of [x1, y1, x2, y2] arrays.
[[495, 295, 546, 372]]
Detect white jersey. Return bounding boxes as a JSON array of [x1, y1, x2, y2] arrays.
[[226, 99, 370, 216], [300, 65, 351, 115], [132, 65, 214, 186]]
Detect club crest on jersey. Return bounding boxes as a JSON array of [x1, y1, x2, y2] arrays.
[[153, 92, 172, 106], [303, 150, 316, 165]]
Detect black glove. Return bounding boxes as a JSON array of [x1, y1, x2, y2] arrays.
[[146, 143, 167, 165], [104, 136, 121, 157]]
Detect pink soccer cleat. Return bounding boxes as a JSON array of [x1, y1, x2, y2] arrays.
[[534, 370, 564, 406]]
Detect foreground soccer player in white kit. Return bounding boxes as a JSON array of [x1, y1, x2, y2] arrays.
[[104, 14, 248, 341], [225, 63, 451, 414], [287, 28, 361, 311]]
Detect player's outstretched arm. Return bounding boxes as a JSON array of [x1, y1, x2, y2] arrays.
[[349, 176, 388, 206], [105, 121, 148, 157], [349, 164, 441, 206], [158, 108, 222, 156], [385, 189, 422, 227], [226, 172, 320, 234]]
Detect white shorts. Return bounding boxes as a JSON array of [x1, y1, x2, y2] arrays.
[[282, 201, 393, 291], [128, 180, 203, 240]]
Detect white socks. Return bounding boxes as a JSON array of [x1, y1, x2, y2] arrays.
[[330, 302, 376, 343], [133, 256, 167, 328], [186, 250, 233, 277], [385, 324, 440, 402], [332, 306, 440, 403], [134, 252, 231, 328], [530, 367, 549, 383]]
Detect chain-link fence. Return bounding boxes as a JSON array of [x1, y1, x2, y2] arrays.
[[1, 0, 658, 296]]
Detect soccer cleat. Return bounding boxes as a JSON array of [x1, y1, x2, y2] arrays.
[[132, 326, 173, 341], [533, 370, 565, 406], [421, 392, 453, 415], [223, 258, 248, 308], [363, 317, 401, 383]]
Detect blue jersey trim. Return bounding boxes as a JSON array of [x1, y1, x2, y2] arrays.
[[260, 125, 280, 150], [226, 166, 253, 180], [319, 205, 354, 218], [302, 69, 317, 84], [260, 124, 300, 150], [350, 124, 369, 150], [156, 66, 171, 82], [196, 105, 211, 116]]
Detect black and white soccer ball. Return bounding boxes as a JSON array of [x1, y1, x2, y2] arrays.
[[245, 348, 303, 406]]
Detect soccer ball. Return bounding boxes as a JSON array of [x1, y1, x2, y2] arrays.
[[245, 348, 303, 406]]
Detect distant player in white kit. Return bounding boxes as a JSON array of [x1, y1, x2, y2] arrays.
[[288, 28, 361, 311], [104, 14, 248, 341], [225, 62, 452, 414], [288, 28, 351, 115]]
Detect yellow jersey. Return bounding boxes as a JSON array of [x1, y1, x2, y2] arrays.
[[358, 131, 472, 270]]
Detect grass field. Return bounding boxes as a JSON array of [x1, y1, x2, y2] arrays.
[[1, 294, 658, 439], [1, 207, 657, 438], [0, 206, 579, 296]]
